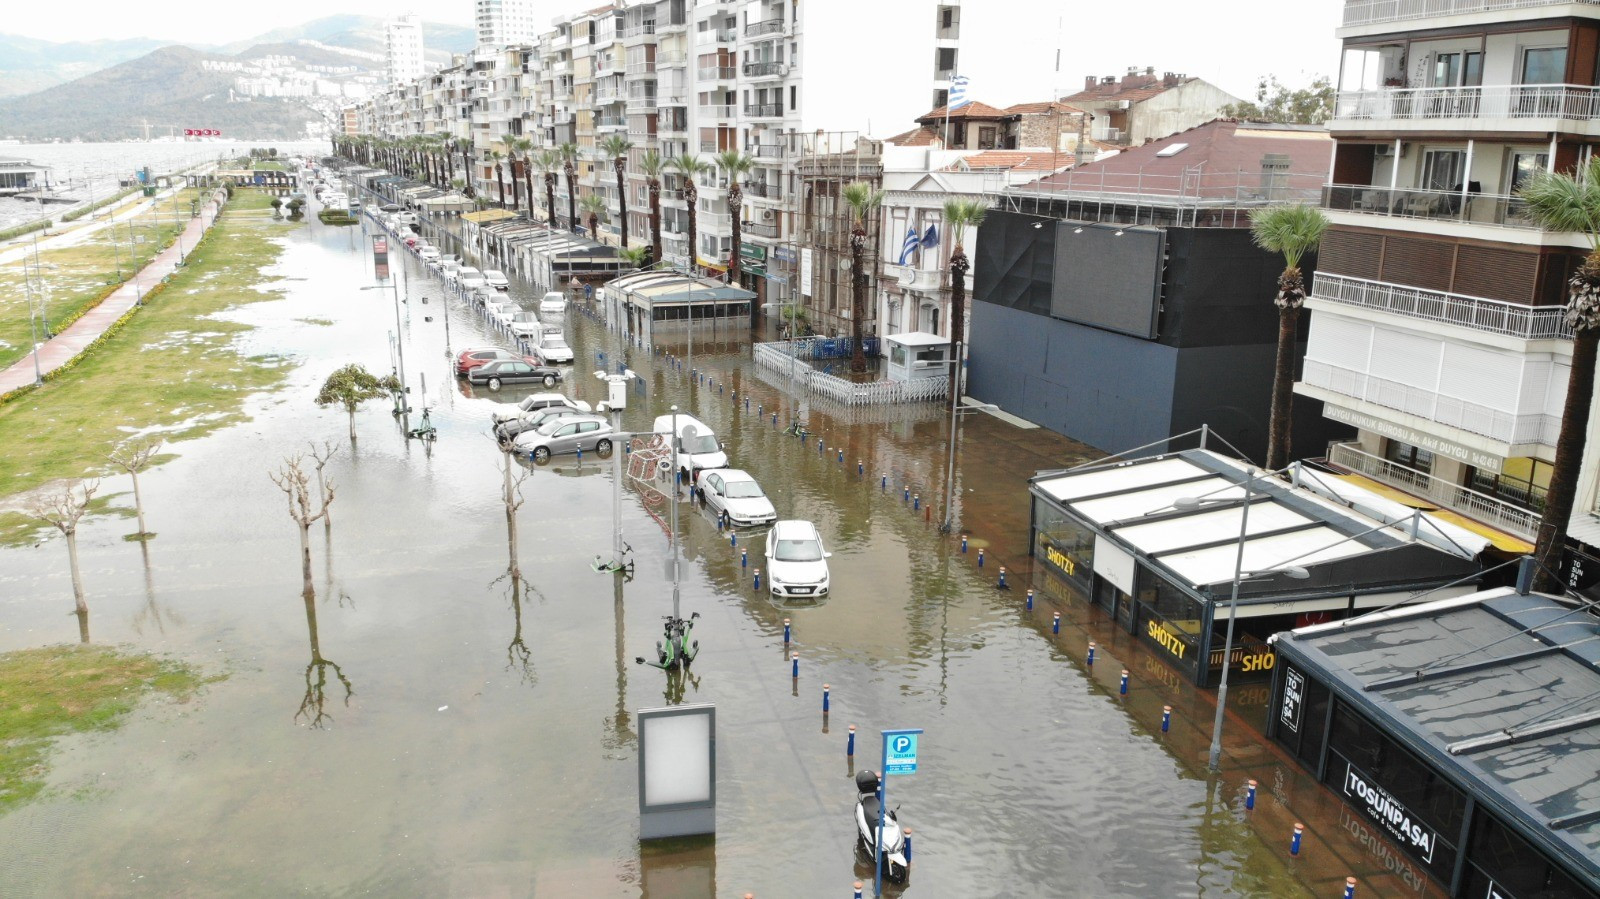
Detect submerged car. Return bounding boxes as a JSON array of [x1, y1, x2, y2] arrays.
[[520, 414, 614, 464], [457, 267, 487, 290], [765, 520, 831, 599], [490, 392, 589, 424], [696, 469, 777, 526], [455, 346, 538, 377], [500, 404, 592, 445], [483, 270, 510, 291], [508, 311, 543, 339], [537, 329, 574, 363], [467, 359, 564, 390]]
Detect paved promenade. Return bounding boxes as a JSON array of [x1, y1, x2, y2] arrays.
[[0, 190, 225, 395]]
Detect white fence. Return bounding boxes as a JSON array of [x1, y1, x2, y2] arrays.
[[752, 341, 948, 406], [1310, 272, 1572, 340], [1327, 443, 1540, 538], [1341, 0, 1600, 27]]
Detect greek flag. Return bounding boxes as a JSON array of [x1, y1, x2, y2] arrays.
[[921, 223, 940, 250], [948, 75, 970, 109], [897, 226, 921, 265]]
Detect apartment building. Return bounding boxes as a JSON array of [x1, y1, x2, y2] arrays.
[[1296, 0, 1600, 558], [1059, 67, 1243, 147], [385, 15, 426, 88], [478, 0, 539, 48]]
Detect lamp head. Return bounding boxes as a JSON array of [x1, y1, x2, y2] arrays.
[[594, 370, 607, 380]]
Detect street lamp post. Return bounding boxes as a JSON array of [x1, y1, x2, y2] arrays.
[[596, 368, 636, 573], [1175, 470, 1309, 770], [670, 403, 682, 620], [939, 380, 997, 533]]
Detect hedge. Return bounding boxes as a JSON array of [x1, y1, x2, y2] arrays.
[[0, 219, 50, 242]]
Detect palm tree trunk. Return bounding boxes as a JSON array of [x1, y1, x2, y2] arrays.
[[648, 179, 662, 265], [685, 184, 699, 274], [511, 160, 522, 210], [565, 168, 578, 232], [615, 162, 629, 248], [949, 248, 969, 398], [728, 186, 743, 284], [497, 167, 506, 208], [851, 228, 868, 372], [524, 166, 536, 222], [1266, 302, 1299, 471], [545, 176, 556, 227], [1535, 325, 1600, 591]]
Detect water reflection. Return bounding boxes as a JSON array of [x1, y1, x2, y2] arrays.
[[639, 836, 715, 898], [504, 569, 536, 686], [296, 591, 354, 729], [130, 539, 183, 636], [602, 573, 634, 757]]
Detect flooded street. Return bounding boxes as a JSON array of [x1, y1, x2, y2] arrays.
[[0, 214, 1445, 897]]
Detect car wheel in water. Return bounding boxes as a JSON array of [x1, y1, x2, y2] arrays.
[[596, 439, 613, 457], [488, 377, 502, 390], [543, 374, 556, 388], [533, 446, 551, 464]]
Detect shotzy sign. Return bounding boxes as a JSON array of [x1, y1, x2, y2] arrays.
[[1343, 761, 1439, 864]]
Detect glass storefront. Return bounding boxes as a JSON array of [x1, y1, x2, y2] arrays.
[[1463, 812, 1600, 899], [1033, 496, 1094, 595], [1134, 575, 1203, 682]]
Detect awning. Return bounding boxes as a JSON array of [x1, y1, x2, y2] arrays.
[[1327, 471, 1532, 554], [463, 209, 519, 223]]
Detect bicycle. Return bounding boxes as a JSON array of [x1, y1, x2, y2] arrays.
[[407, 406, 436, 442]]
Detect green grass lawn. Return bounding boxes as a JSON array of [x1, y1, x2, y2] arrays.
[[0, 189, 204, 371], [0, 644, 212, 812], [0, 193, 299, 529], [250, 159, 286, 171]]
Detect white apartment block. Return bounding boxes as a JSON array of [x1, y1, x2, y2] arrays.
[[385, 14, 426, 87], [478, 0, 540, 48]]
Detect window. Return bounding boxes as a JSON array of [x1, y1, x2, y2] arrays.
[[918, 303, 939, 333], [579, 421, 600, 433], [1469, 457, 1550, 512], [941, 8, 953, 28], [978, 126, 996, 149], [1508, 151, 1548, 193], [556, 424, 577, 437], [1521, 46, 1566, 85], [1384, 439, 1434, 475]]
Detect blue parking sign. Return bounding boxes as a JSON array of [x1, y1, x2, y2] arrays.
[[883, 731, 919, 775]]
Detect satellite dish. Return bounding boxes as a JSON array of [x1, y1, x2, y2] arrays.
[[682, 424, 699, 440]]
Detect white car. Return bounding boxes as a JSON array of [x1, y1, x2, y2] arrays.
[[696, 469, 777, 526], [418, 245, 441, 263], [490, 392, 590, 424], [539, 291, 567, 315], [437, 261, 461, 280], [538, 330, 573, 363], [483, 270, 510, 291], [508, 310, 543, 339], [457, 267, 487, 289], [488, 301, 520, 327], [765, 520, 831, 599]]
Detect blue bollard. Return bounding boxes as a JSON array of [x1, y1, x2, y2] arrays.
[[1088, 641, 1096, 666], [978, 548, 985, 568], [745, 397, 750, 411], [998, 566, 1008, 589], [754, 568, 761, 590], [576, 446, 583, 461], [742, 547, 748, 568], [783, 618, 790, 643], [1120, 669, 1129, 695], [758, 404, 763, 416], [772, 412, 777, 426], [847, 725, 855, 757], [837, 448, 844, 463], [961, 534, 968, 553], [730, 531, 737, 547], [1026, 588, 1034, 610], [913, 494, 920, 511], [881, 474, 887, 491], [625, 441, 631, 454], [857, 461, 864, 476], [1052, 612, 1060, 634], [1246, 779, 1257, 810], [854, 881, 863, 899], [823, 684, 830, 712], [1162, 706, 1172, 732], [818, 438, 824, 453], [903, 486, 910, 502], [903, 829, 912, 866], [791, 652, 799, 678], [1290, 823, 1304, 856], [1344, 877, 1356, 899]]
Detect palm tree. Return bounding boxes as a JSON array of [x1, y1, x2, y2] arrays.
[[600, 135, 634, 248], [641, 150, 665, 266], [669, 153, 710, 273], [1518, 159, 1600, 590], [557, 142, 581, 231], [534, 149, 560, 226], [489, 149, 507, 208], [842, 181, 885, 372], [503, 133, 526, 210], [515, 137, 536, 219], [579, 193, 607, 239], [714, 150, 754, 284], [619, 245, 651, 269], [942, 198, 988, 399], [1250, 204, 1329, 472]]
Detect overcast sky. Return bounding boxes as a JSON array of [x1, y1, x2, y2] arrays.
[[7, 0, 1346, 105]]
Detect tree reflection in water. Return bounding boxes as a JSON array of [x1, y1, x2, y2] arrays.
[[505, 569, 537, 686], [603, 574, 634, 757], [131, 540, 183, 636], [296, 591, 354, 729]]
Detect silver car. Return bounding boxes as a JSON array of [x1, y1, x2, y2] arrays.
[[697, 469, 777, 526], [521, 414, 615, 463]]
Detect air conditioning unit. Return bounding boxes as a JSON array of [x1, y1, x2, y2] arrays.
[[1373, 142, 1408, 158], [1117, 100, 1131, 109], [761, 208, 775, 221]]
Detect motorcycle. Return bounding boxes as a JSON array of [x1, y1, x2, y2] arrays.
[[854, 770, 909, 883], [635, 612, 700, 671]]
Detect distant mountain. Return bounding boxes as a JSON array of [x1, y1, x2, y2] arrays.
[[0, 34, 179, 97], [0, 46, 317, 141], [217, 15, 475, 65]]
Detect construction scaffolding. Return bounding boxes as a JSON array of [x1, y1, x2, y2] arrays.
[[794, 132, 886, 338]]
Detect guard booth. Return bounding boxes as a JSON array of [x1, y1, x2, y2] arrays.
[[1268, 583, 1600, 898], [884, 332, 949, 382]]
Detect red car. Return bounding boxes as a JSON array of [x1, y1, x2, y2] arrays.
[[455, 347, 539, 377]]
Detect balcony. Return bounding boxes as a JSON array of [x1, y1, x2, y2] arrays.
[[751, 143, 786, 159], [1310, 272, 1573, 340], [744, 181, 782, 199], [1322, 183, 1538, 231], [696, 28, 738, 45], [889, 264, 941, 291], [743, 61, 787, 79], [1300, 359, 1561, 447], [699, 104, 736, 120], [744, 103, 784, 118], [1091, 124, 1126, 143], [595, 88, 625, 104], [626, 60, 657, 75], [623, 22, 657, 40], [1326, 443, 1540, 538], [698, 66, 737, 82], [1341, 0, 1600, 28], [596, 116, 628, 130], [744, 19, 785, 37], [1333, 84, 1600, 130]]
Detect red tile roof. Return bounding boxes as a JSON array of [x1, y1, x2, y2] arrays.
[[913, 101, 1012, 124], [1004, 101, 1086, 117], [945, 151, 1074, 172], [885, 125, 941, 147], [1060, 78, 1193, 107]]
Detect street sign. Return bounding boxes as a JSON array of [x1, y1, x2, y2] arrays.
[[766, 274, 787, 284], [883, 730, 919, 775]]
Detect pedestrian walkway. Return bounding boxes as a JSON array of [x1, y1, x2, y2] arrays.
[[0, 190, 226, 396]]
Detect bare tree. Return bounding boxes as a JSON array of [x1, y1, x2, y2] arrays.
[[270, 455, 336, 599], [28, 479, 101, 643], [308, 441, 338, 527], [501, 444, 530, 579], [105, 439, 161, 539]]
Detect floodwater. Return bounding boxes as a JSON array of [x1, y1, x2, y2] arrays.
[[0, 211, 1449, 897]]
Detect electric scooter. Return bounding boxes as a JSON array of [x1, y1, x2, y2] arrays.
[[635, 612, 700, 670], [854, 770, 909, 883]]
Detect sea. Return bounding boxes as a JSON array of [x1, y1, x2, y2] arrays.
[[0, 139, 328, 230]]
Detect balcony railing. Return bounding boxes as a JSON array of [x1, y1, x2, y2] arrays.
[[596, 116, 628, 129], [625, 94, 658, 110], [699, 104, 736, 119], [752, 143, 786, 158], [743, 220, 781, 237], [696, 28, 738, 44], [595, 89, 625, 104], [744, 181, 782, 199], [1334, 84, 1600, 121], [743, 61, 786, 78], [744, 103, 784, 118], [1300, 359, 1561, 447], [1322, 183, 1535, 229], [1311, 272, 1573, 340], [1326, 443, 1540, 538], [623, 22, 657, 38], [745, 19, 785, 36], [626, 60, 657, 75], [1341, 0, 1600, 27], [698, 66, 737, 81]]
